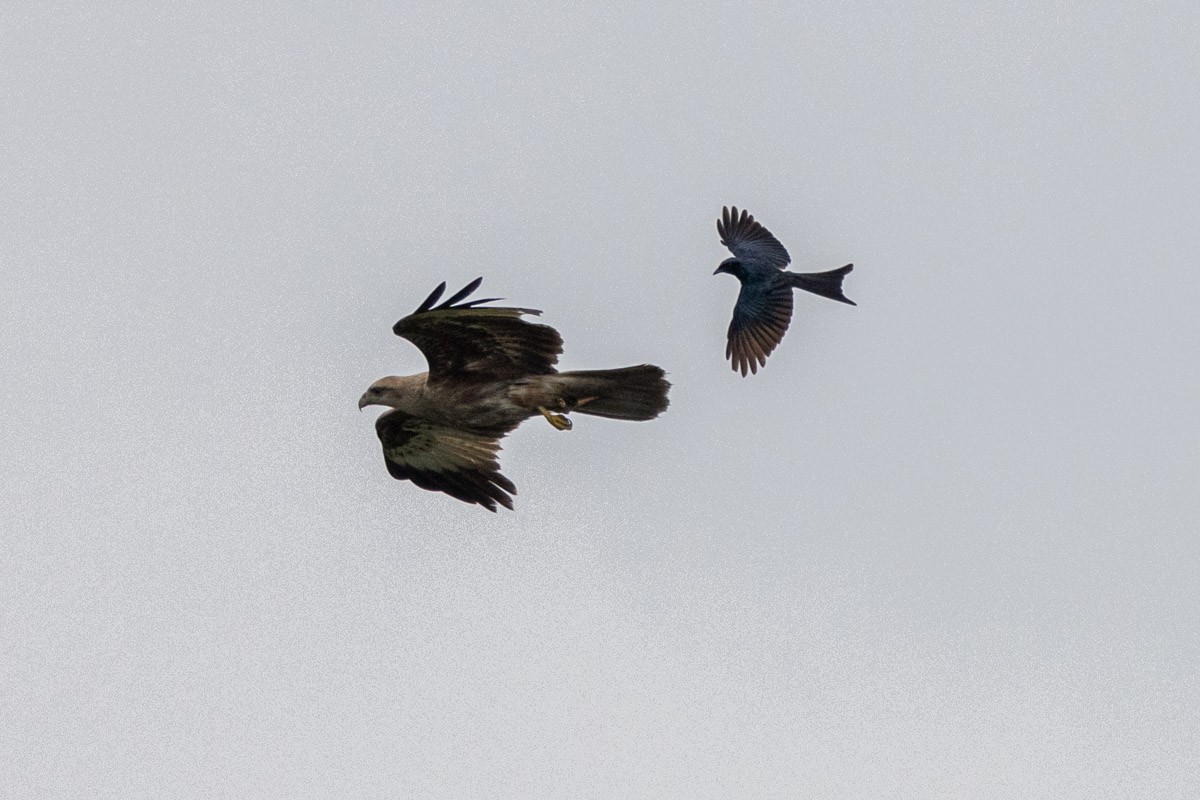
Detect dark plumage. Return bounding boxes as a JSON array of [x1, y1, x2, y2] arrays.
[[713, 206, 855, 376]]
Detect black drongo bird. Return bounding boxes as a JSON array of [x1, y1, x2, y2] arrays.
[[713, 206, 855, 376]]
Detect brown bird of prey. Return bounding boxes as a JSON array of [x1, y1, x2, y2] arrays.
[[713, 206, 855, 376], [359, 278, 670, 511]]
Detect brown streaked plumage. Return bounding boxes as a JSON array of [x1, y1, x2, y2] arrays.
[[360, 278, 670, 511], [374, 408, 518, 511]]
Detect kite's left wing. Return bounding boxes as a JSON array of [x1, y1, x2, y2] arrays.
[[374, 409, 517, 512]]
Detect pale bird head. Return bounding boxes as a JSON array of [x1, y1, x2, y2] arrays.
[[358, 376, 409, 410]]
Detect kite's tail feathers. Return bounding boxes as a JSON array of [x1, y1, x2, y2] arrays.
[[785, 264, 857, 305], [557, 365, 670, 421]]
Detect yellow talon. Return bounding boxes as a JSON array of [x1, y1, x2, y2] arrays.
[[538, 406, 572, 431]]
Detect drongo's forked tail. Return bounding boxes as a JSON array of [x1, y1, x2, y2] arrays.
[[786, 264, 856, 306]]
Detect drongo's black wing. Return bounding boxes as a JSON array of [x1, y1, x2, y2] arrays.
[[717, 206, 791, 270], [726, 278, 794, 376]]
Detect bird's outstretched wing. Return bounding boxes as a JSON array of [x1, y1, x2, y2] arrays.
[[718, 206, 791, 269], [375, 409, 517, 512], [393, 278, 563, 384], [727, 279, 794, 376]]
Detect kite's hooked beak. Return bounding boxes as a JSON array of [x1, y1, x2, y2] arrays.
[[360, 382, 397, 411]]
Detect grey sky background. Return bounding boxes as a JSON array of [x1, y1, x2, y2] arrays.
[[3, 2, 1198, 797]]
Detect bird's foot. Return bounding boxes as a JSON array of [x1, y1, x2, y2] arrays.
[[538, 406, 572, 431]]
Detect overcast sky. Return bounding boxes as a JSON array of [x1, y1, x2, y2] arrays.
[[2, 2, 1198, 797]]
